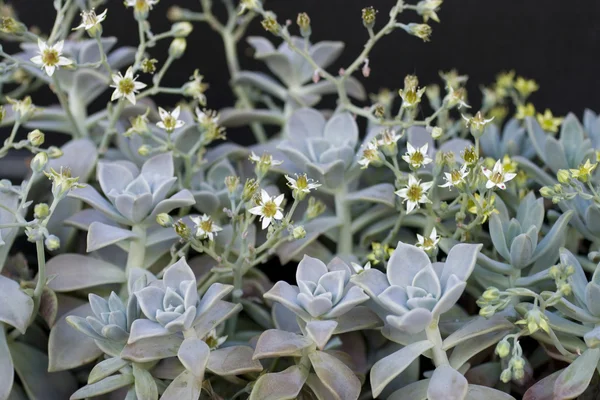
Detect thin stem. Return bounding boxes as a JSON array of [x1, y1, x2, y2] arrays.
[[52, 74, 86, 137], [99, 99, 126, 153], [335, 185, 353, 255], [28, 240, 47, 326], [123, 224, 147, 295]]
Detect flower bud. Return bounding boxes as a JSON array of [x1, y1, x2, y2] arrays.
[[495, 338, 511, 358], [407, 23, 432, 42], [481, 286, 500, 301], [479, 305, 495, 318], [141, 58, 158, 74], [169, 38, 187, 59], [174, 219, 191, 240], [261, 13, 280, 34], [297, 12, 311, 37], [292, 226, 306, 239], [7, 96, 35, 122], [225, 176, 240, 195], [27, 129, 45, 147], [47, 146, 63, 158], [361, 7, 377, 29], [500, 368, 512, 383], [45, 234, 60, 251], [557, 169, 570, 184], [172, 21, 193, 37], [0, 106, 5, 123], [0, 16, 27, 35], [156, 213, 173, 227], [138, 145, 151, 156], [34, 203, 50, 219], [242, 179, 259, 201], [31, 152, 48, 172], [305, 197, 326, 220], [539, 186, 553, 198]]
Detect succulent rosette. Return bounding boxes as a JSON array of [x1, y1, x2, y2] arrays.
[[353, 241, 481, 334]]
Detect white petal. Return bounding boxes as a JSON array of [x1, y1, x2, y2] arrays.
[[111, 89, 123, 101], [406, 201, 416, 214], [261, 217, 271, 230], [37, 38, 47, 51], [156, 122, 166, 129], [172, 106, 181, 119], [134, 81, 147, 90], [274, 194, 285, 206], [481, 167, 492, 179], [53, 40, 64, 53], [497, 183, 506, 190], [421, 181, 433, 191], [504, 173, 517, 182], [260, 190, 270, 203], [45, 65, 56, 76], [485, 180, 496, 189], [30, 56, 43, 65], [58, 57, 72, 66], [125, 93, 137, 105], [158, 107, 169, 120], [175, 121, 185, 128], [274, 210, 284, 220], [248, 206, 263, 216]]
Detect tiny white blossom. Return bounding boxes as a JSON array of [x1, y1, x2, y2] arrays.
[[156, 106, 185, 133], [402, 142, 433, 169], [204, 329, 227, 350], [191, 214, 222, 241], [416, 227, 440, 251], [358, 141, 381, 169], [285, 174, 321, 193], [124, 0, 159, 13], [482, 160, 517, 190], [248, 190, 285, 229], [439, 164, 469, 190], [395, 174, 433, 214], [377, 129, 401, 147], [195, 107, 219, 125], [249, 152, 283, 167], [110, 67, 147, 105], [74, 8, 107, 31], [30, 40, 72, 77], [351, 261, 371, 275]]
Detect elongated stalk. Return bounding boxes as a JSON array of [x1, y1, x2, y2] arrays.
[[426, 319, 449, 367], [123, 224, 147, 296], [335, 185, 353, 255]]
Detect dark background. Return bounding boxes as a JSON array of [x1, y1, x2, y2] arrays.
[[7, 0, 600, 119]]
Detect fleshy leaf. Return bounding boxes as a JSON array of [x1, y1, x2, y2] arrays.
[[0, 275, 34, 333], [0, 328, 14, 400], [87, 221, 138, 252], [207, 346, 263, 376], [70, 374, 134, 399], [46, 254, 126, 292], [554, 348, 600, 399], [132, 363, 158, 400], [88, 357, 129, 384], [161, 370, 202, 400], [249, 365, 309, 400], [306, 320, 338, 350], [309, 350, 361, 400], [253, 329, 314, 360], [370, 340, 434, 397], [177, 337, 210, 379], [427, 365, 468, 400]]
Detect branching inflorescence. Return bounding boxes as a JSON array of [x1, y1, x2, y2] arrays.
[[0, 0, 598, 399]]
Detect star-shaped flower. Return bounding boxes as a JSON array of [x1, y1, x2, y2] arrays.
[[191, 214, 222, 241], [73, 8, 107, 31], [416, 227, 440, 251], [395, 174, 433, 213], [440, 163, 469, 190], [30, 40, 72, 76], [402, 142, 432, 169], [482, 160, 517, 190], [156, 106, 185, 133], [110, 67, 147, 105], [248, 190, 285, 229]]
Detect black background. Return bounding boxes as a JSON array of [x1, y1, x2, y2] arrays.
[[7, 0, 600, 120]]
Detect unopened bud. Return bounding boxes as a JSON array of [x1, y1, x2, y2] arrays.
[[242, 179, 259, 201], [45, 234, 60, 251], [431, 126, 443, 139], [27, 129, 45, 147], [47, 146, 63, 159], [169, 38, 187, 58], [174, 219, 191, 239], [297, 12, 311, 37], [34, 203, 50, 219], [31, 152, 48, 172], [292, 226, 306, 239], [261, 13, 279, 34], [172, 21, 193, 37], [495, 338, 511, 358], [479, 305, 495, 318], [156, 213, 173, 227], [225, 176, 240, 195], [481, 286, 500, 301], [557, 169, 570, 184], [138, 145, 151, 156]]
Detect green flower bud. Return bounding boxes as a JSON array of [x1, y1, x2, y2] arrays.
[[0, 106, 5, 123], [557, 169, 570, 184], [27, 129, 45, 147], [172, 21, 193, 37], [261, 13, 280, 34], [242, 179, 259, 201], [479, 305, 495, 318], [495, 338, 511, 358], [297, 12, 311, 37], [45, 234, 60, 251], [431, 126, 443, 139], [174, 219, 191, 240], [138, 145, 151, 156], [481, 287, 500, 301], [169, 38, 187, 59], [539, 186, 553, 198], [361, 6, 377, 29], [407, 23, 432, 42], [34, 203, 50, 219], [292, 226, 306, 239], [225, 176, 240, 195], [500, 368, 512, 383], [31, 152, 48, 172], [156, 213, 173, 227], [47, 146, 63, 159]]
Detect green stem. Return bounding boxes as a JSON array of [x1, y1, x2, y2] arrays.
[[335, 185, 353, 255], [125, 224, 147, 290], [425, 319, 449, 367], [28, 240, 46, 326], [52, 74, 86, 138], [99, 100, 126, 153]]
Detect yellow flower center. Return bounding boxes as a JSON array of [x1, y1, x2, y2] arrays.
[[450, 170, 463, 183], [135, 0, 150, 12], [422, 237, 434, 249], [118, 78, 135, 95], [199, 219, 213, 233], [491, 172, 504, 184], [410, 151, 424, 165], [261, 200, 278, 218], [42, 49, 59, 66], [163, 115, 176, 131], [295, 175, 308, 191], [407, 184, 423, 202]]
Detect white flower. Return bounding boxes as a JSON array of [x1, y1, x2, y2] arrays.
[[74, 8, 107, 31], [191, 214, 222, 241], [195, 107, 219, 125], [358, 141, 381, 169], [377, 129, 401, 147], [249, 152, 283, 168], [156, 106, 185, 133], [248, 189, 285, 230], [239, 0, 261, 14], [416, 227, 440, 251], [462, 111, 494, 133], [482, 160, 517, 190], [351, 261, 371, 275], [30, 40, 72, 77], [110, 67, 147, 105], [124, 0, 159, 13], [395, 174, 433, 214], [439, 164, 469, 190], [285, 174, 321, 193], [402, 142, 433, 169], [204, 329, 227, 350]]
